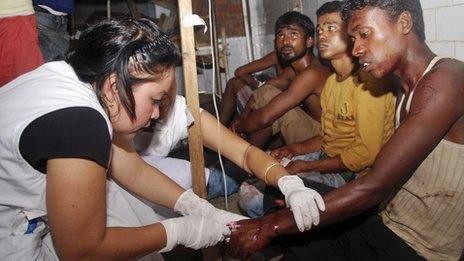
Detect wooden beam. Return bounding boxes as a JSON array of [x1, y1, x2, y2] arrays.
[[126, 0, 141, 19], [177, 0, 207, 198]]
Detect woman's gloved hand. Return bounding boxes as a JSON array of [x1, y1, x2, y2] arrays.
[[277, 175, 325, 231], [159, 215, 229, 252], [174, 189, 248, 227]]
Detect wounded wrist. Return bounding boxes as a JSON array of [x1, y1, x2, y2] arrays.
[[260, 213, 280, 237], [260, 208, 296, 237]]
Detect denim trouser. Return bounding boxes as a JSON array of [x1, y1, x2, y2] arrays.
[[207, 167, 239, 199], [35, 7, 69, 62]]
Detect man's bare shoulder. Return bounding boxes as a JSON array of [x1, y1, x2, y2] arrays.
[[411, 58, 464, 121], [294, 62, 331, 86], [420, 58, 464, 95], [412, 58, 464, 142], [436, 58, 464, 87], [304, 61, 332, 75]]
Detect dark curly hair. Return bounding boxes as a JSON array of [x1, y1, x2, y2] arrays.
[[341, 0, 425, 41], [317, 1, 344, 17], [66, 18, 180, 121], [275, 11, 315, 39]]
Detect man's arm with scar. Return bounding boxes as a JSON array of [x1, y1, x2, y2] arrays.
[[228, 63, 464, 257]]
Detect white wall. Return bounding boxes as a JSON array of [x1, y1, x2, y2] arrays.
[[192, 0, 464, 94], [245, 0, 464, 61], [421, 0, 464, 59]]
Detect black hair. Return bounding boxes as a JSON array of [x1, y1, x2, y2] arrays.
[[66, 18, 180, 121], [341, 0, 425, 41], [275, 11, 315, 39], [317, 1, 344, 17]]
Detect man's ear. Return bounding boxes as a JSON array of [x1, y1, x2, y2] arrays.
[[398, 11, 413, 35], [306, 36, 314, 49]]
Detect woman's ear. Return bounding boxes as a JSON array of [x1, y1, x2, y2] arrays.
[[101, 74, 119, 111]]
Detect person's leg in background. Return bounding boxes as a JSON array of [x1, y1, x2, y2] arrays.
[[34, 6, 69, 62], [0, 14, 43, 86], [207, 159, 250, 200], [219, 77, 248, 126]]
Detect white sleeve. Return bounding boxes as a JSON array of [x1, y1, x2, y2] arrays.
[[134, 95, 191, 157]]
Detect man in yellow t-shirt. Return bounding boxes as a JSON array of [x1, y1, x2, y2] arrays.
[[271, 1, 395, 188]]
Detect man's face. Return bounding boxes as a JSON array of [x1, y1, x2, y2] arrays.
[[348, 7, 404, 78], [275, 24, 310, 64], [317, 11, 350, 60]]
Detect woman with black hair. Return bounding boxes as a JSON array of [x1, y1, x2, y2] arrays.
[[0, 17, 325, 260], [0, 18, 244, 260]]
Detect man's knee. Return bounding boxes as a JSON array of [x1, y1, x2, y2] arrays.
[[226, 77, 246, 95]]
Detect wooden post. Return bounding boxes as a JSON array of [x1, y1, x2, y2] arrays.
[[126, 0, 141, 19], [177, 0, 207, 198]]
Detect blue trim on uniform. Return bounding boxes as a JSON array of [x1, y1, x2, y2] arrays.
[[25, 218, 38, 234]]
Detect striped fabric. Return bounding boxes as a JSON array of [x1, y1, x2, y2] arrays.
[[381, 139, 464, 260]]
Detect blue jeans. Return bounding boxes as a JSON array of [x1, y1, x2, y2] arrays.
[[34, 6, 69, 62], [207, 159, 250, 199], [207, 167, 240, 199]]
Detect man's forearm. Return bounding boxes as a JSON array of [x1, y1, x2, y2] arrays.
[[236, 110, 270, 133], [238, 74, 259, 88], [261, 176, 387, 235], [313, 155, 350, 173], [291, 135, 323, 155]]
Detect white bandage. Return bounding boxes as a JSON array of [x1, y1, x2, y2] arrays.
[[280, 157, 291, 167], [278, 175, 325, 232]]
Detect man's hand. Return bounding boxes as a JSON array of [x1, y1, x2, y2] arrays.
[[229, 118, 247, 139], [270, 145, 295, 162], [285, 160, 314, 174], [226, 217, 277, 259]]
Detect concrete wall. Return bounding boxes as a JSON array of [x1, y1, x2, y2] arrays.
[[195, 0, 464, 94], [246, 0, 464, 61], [248, 0, 332, 60], [422, 0, 464, 59]]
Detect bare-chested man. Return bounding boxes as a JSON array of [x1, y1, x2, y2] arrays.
[[227, 0, 464, 260], [232, 11, 330, 148], [218, 51, 295, 126]]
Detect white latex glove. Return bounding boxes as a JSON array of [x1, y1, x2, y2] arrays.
[[278, 175, 325, 232], [174, 189, 248, 227], [159, 215, 229, 252]]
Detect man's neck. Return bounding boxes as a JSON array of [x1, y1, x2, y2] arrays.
[[291, 54, 314, 73], [394, 41, 435, 94], [331, 53, 357, 81]]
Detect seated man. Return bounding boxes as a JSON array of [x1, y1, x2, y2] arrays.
[[239, 1, 396, 217], [232, 11, 330, 149], [219, 51, 294, 126], [270, 1, 395, 189], [227, 0, 464, 260]]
